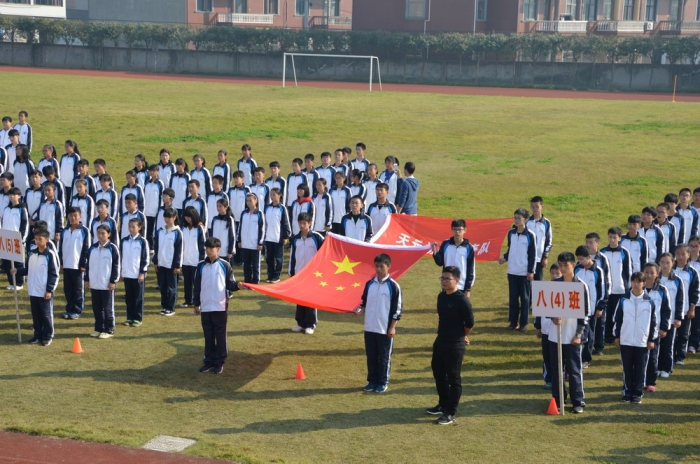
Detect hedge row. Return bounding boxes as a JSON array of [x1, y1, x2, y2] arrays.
[[1, 16, 699, 64]]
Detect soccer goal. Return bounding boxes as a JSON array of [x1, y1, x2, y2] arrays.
[[282, 53, 382, 92]]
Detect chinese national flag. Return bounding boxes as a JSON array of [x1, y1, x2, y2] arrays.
[[245, 233, 430, 313], [371, 214, 512, 262]]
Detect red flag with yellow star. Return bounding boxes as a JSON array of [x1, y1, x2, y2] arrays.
[[245, 233, 431, 313]]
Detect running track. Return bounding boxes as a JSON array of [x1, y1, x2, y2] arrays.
[[1, 65, 699, 102]]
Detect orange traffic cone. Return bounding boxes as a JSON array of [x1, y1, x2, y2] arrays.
[[295, 363, 306, 380], [546, 397, 559, 415], [71, 337, 84, 354]]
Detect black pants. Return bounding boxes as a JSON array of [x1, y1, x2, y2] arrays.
[[534, 261, 544, 281], [675, 317, 691, 362], [241, 248, 261, 284], [605, 294, 623, 341], [63, 268, 84, 315], [201, 311, 228, 366], [541, 333, 552, 383], [646, 337, 660, 386], [331, 223, 342, 235], [295, 305, 317, 329], [64, 185, 72, 203], [620, 345, 649, 398], [265, 240, 284, 281], [2, 260, 24, 286], [182, 265, 197, 305], [365, 331, 394, 386], [688, 315, 700, 350], [146, 216, 156, 248], [124, 277, 144, 322], [157, 266, 178, 311], [232, 222, 243, 265], [91, 289, 115, 334], [431, 343, 466, 416], [549, 341, 585, 408], [30, 296, 54, 341], [582, 315, 596, 363], [591, 310, 606, 352], [658, 326, 676, 374], [507, 274, 530, 329]]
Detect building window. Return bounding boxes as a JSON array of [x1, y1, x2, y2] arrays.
[[405, 0, 426, 20], [523, 0, 537, 21], [564, 0, 576, 18], [35, 0, 65, 5], [645, 0, 656, 20], [603, 0, 612, 19], [264, 0, 279, 14], [477, 0, 487, 20], [622, 0, 633, 20], [296, 0, 307, 15], [585, 0, 597, 20], [326, 0, 340, 16], [196, 0, 213, 12], [697, 1, 700, 20], [235, 0, 247, 13]]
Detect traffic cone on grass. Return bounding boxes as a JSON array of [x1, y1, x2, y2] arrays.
[[295, 364, 306, 380], [546, 397, 559, 415], [71, 337, 84, 354]]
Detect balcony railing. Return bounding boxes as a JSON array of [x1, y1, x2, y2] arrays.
[[0, 0, 63, 5], [658, 21, 700, 31], [216, 13, 274, 25], [596, 20, 645, 32], [536, 20, 588, 32], [309, 16, 352, 28]]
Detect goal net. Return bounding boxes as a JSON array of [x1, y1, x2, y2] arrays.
[[282, 53, 382, 92]]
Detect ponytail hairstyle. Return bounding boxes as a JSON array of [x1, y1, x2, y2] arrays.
[[134, 153, 149, 170], [43, 144, 57, 159], [217, 197, 233, 218], [65, 139, 80, 156], [16, 144, 30, 163], [175, 158, 189, 173], [193, 153, 206, 168]]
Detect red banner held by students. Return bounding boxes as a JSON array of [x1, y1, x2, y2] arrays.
[[245, 233, 430, 313], [371, 214, 512, 262]]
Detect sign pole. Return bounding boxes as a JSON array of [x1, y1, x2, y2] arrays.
[[11, 260, 21, 343], [557, 323, 564, 416]]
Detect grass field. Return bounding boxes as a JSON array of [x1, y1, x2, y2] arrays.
[[1, 71, 700, 464]]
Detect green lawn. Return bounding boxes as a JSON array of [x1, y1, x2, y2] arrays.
[[1, 71, 700, 464]]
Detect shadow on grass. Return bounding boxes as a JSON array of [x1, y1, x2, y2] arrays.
[[589, 444, 700, 464], [202, 407, 426, 434]]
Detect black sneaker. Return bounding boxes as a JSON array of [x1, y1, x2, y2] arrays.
[[621, 396, 631, 403], [163, 310, 176, 317], [28, 337, 40, 344], [436, 414, 456, 425], [426, 405, 443, 415], [199, 364, 213, 373], [211, 364, 224, 374], [631, 396, 642, 404], [506, 325, 516, 331]]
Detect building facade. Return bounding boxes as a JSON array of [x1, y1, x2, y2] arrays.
[[0, 0, 66, 19]]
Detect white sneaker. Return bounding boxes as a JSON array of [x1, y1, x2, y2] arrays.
[[89, 331, 101, 338], [98, 332, 113, 339], [291, 326, 304, 332], [6, 285, 23, 290], [304, 328, 315, 335], [659, 371, 670, 379]]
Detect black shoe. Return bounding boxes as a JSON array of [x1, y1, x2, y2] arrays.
[[426, 405, 443, 415], [436, 414, 456, 425], [631, 396, 642, 404], [28, 337, 40, 344], [211, 364, 224, 374], [621, 396, 631, 403], [506, 325, 516, 331], [199, 364, 213, 373]]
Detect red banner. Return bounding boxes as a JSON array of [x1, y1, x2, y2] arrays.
[[371, 214, 512, 262], [246, 233, 430, 313]]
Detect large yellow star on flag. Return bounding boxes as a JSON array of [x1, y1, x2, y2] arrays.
[[332, 255, 361, 275]]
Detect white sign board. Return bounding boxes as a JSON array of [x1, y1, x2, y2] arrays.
[[532, 281, 586, 319], [0, 229, 24, 261]]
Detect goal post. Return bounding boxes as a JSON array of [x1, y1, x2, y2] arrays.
[[282, 53, 382, 92]]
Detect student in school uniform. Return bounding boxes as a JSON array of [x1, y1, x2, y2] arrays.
[[2, 188, 29, 290], [213, 149, 232, 192], [24, 170, 44, 234], [333, 149, 348, 177], [672, 244, 699, 366], [395, 162, 419, 215], [363, 163, 381, 207], [291, 184, 315, 238], [640, 206, 664, 264], [367, 182, 397, 234], [264, 188, 291, 284], [526, 196, 553, 281], [342, 147, 353, 172], [687, 235, 700, 353], [614, 272, 657, 404], [237, 193, 265, 284], [0, 172, 13, 223], [11, 229, 58, 346], [584, 232, 612, 355], [210, 198, 236, 268], [574, 246, 606, 369], [36, 183, 64, 243], [379, 157, 401, 204], [37, 145, 59, 184], [41, 166, 65, 206], [330, 171, 351, 235], [312, 178, 333, 236], [535, 263, 561, 389], [432, 219, 475, 297], [157, 149, 175, 189], [601, 226, 632, 346], [289, 212, 324, 334], [120, 194, 146, 241], [95, 174, 119, 220], [228, 171, 250, 266], [85, 225, 120, 339], [265, 161, 287, 206], [92, 159, 115, 191], [170, 159, 191, 217], [190, 153, 212, 198], [0, 116, 12, 152], [144, 164, 164, 248], [657, 252, 685, 379], [12, 144, 35, 194], [4, 129, 19, 174], [655, 203, 677, 256], [348, 169, 367, 203], [316, 152, 336, 192], [237, 144, 257, 186], [72, 159, 97, 199], [621, 214, 649, 274], [193, 237, 244, 375], [351, 142, 371, 173], [498, 208, 536, 332], [90, 200, 119, 246], [153, 207, 183, 317], [206, 175, 228, 234], [154, 188, 175, 245], [59, 207, 90, 319], [60, 140, 80, 201], [339, 196, 373, 242], [675, 188, 698, 245], [14, 111, 32, 153], [286, 158, 308, 216], [250, 167, 271, 208], [120, 218, 149, 327], [302, 154, 320, 195], [120, 170, 145, 217], [642, 262, 672, 392], [184, 179, 207, 228], [355, 253, 403, 394], [133, 154, 149, 189], [180, 207, 206, 308]]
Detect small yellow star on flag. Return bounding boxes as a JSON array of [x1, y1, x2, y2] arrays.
[[352, 282, 361, 288], [320, 281, 328, 287], [332, 255, 361, 275], [336, 286, 345, 291], [314, 271, 323, 277]]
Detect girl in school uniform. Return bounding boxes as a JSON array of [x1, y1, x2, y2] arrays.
[[236, 193, 265, 284]]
